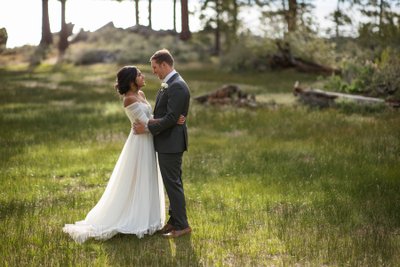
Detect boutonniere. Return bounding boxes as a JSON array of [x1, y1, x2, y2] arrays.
[[160, 82, 169, 92]]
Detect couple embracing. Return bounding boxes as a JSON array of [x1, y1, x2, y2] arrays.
[[63, 49, 191, 243]]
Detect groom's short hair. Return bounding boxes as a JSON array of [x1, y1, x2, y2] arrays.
[[150, 49, 174, 67]]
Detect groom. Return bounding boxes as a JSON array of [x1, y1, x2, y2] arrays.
[[134, 49, 191, 238]]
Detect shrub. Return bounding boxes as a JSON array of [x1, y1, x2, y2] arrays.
[[323, 48, 400, 100], [64, 26, 204, 66], [74, 49, 117, 65], [283, 31, 337, 67], [370, 48, 400, 99], [220, 34, 279, 72], [220, 30, 338, 72]]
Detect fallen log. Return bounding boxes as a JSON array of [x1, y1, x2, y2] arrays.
[[194, 84, 258, 108], [194, 84, 239, 104], [293, 81, 389, 108]]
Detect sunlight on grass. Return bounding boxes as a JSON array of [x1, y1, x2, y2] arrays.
[[1, 64, 399, 266]]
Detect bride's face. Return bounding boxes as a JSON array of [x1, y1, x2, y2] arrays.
[[135, 70, 145, 88]]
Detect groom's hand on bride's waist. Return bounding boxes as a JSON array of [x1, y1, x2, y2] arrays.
[[133, 115, 185, 134], [177, 115, 186, 125], [132, 120, 148, 134]]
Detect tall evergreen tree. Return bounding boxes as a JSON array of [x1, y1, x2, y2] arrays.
[[180, 0, 192, 40], [287, 0, 298, 32], [356, 0, 400, 36], [200, 0, 247, 54], [135, 0, 140, 25], [329, 0, 352, 37], [148, 0, 152, 28], [58, 0, 68, 55], [173, 0, 177, 32], [256, 0, 315, 34], [40, 0, 53, 47], [58, 0, 73, 60]]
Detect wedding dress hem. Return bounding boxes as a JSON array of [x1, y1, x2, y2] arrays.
[[63, 221, 163, 244]]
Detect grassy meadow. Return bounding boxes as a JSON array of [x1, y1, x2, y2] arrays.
[[0, 63, 399, 266]]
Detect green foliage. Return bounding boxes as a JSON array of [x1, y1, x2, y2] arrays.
[[0, 45, 44, 66], [220, 30, 337, 72], [199, 0, 243, 53], [64, 26, 207, 65], [258, 0, 316, 35], [324, 48, 400, 100], [356, 0, 400, 52], [342, 60, 375, 94], [0, 27, 7, 52], [283, 30, 337, 66], [372, 48, 400, 99], [357, 22, 400, 54], [335, 101, 388, 114], [29, 45, 51, 67], [219, 34, 276, 71]]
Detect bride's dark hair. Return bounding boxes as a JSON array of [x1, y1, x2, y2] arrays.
[[115, 66, 138, 95]]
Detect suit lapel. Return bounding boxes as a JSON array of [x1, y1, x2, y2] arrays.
[[154, 89, 162, 111], [154, 73, 180, 111], [167, 73, 180, 85]]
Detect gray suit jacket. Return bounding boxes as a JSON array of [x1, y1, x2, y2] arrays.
[[148, 73, 190, 153]]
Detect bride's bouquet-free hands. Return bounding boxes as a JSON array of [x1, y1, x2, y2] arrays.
[[133, 115, 186, 134]]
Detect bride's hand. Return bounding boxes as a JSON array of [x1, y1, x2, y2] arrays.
[[177, 115, 186, 125]]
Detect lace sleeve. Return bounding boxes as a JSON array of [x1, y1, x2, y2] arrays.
[[125, 102, 150, 124]]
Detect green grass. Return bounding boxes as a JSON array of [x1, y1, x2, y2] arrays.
[[1, 63, 399, 266]]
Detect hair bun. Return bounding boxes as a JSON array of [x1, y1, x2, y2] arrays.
[[115, 66, 138, 95]]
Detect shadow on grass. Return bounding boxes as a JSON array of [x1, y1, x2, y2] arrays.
[[103, 234, 200, 266]]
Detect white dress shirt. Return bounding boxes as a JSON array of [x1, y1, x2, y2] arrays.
[[163, 69, 177, 83]]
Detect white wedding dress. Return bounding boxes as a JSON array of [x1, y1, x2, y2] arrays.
[[63, 102, 165, 243]]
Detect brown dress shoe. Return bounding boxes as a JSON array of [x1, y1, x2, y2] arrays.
[[158, 223, 175, 234], [162, 226, 192, 238]]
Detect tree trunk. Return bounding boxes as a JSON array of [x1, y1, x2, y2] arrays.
[[232, 0, 239, 40], [135, 0, 140, 25], [40, 0, 52, 46], [173, 0, 177, 32], [287, 0, 297, 32], [293, 82, 387, 108], [148, 0, 152, 28], [335, 0, 340, 38], [214, 0, 221, 54], [180, 0, 191, 40], [378, 0, 384, 36], [225, 0, 239, 49], [58, 0, 69, 58], [232, 0, 238, 35]]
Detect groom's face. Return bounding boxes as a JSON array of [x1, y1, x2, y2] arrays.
[[151, 60, 166, 80]]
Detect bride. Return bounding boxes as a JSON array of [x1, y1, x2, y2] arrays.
[[63, 66, 185, 243]]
